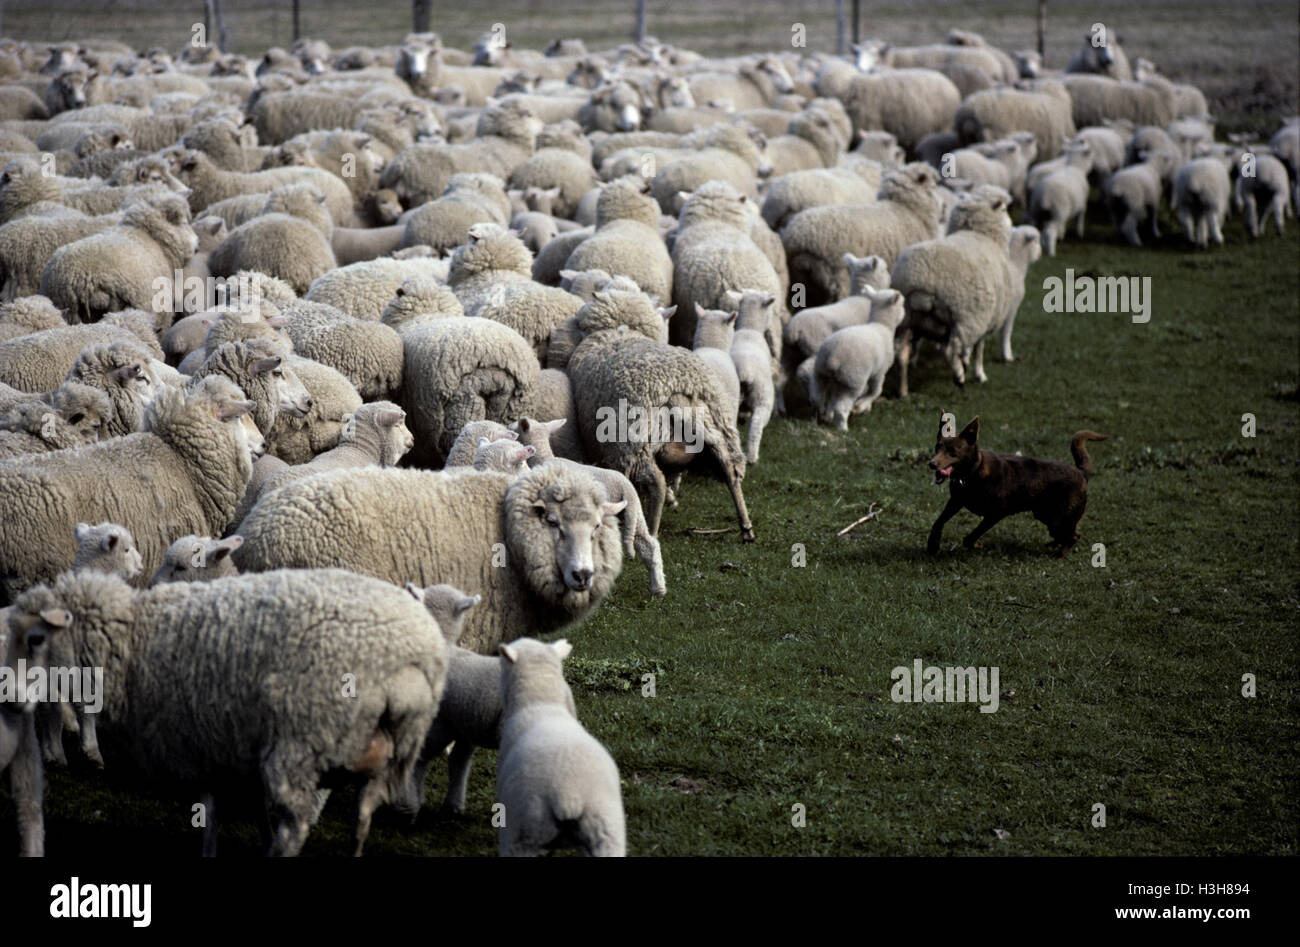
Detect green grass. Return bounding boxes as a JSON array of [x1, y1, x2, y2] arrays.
[[21, 197, 1299, 857]]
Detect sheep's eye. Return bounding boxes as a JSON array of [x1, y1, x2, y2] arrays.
[[273, 369, 284, 378], [546, 513, 561, 527]]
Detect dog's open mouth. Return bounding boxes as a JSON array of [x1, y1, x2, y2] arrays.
[[934, 465, 953, 484]]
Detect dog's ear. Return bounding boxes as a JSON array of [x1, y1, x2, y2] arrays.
[[960, 417, 980, 443]]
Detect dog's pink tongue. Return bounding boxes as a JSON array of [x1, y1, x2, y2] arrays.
[[940, 466, 953, 476]]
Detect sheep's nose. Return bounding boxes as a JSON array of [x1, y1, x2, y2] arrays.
[[303, 395, 314, 410], [569, 568, 593, 590]]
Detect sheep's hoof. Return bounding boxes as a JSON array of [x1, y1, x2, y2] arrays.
[[650, 586, 667, 599], [740, 526, 756, 543]]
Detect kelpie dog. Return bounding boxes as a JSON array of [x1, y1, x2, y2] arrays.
[[927, 416, 1108, 556]]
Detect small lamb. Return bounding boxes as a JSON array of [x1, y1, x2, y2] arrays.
[[722, 289, 778, 463], [472, 436, 535, 475], [73, 522, 144, 580], [496, 637, 625, 856], [149, 535, 243, 586], [1029, 140, 1093, 256], [810, 286, 906, 430], [690, 303, 742, 423], [403, 583, 491, 815]]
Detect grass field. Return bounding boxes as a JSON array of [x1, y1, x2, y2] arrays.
[[2, 1, 1298, 857]]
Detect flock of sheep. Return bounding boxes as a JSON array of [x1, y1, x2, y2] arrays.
[[0, 22, 1294, 857]]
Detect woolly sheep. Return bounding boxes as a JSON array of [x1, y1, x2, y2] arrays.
[[72, 521, 143, 579], [0, 387, 108, 459], [953, 80, 1076, 161], [1105, 149, 1176, 246], [63, 340, 162, 437], [445, 420, 518, 467], [566, 307, 753, 540], [400, 172, 512, 256], [891, 187, 1014, 394], [671, 180, 785, 351], [0, 308, 161, 393], [563, 176, 673, 304], [277, 299, 405, 400], [208, 184, 336, 294], [171, 149, 355, 226], [305, 256, 451, 321], [781, 162, 943, 305], [401, 582, 493, 814], [1234, 152, 1291, 237], [16, 566, 447, 855], [235, 462, 627, 654], [827, 67, 960, 151], [1062, 75, 1176, 129], [507, 137, 599, 219], [0, 294, 64, 343], [1029, 141, 1093, 256], [546, 282, 673, 372], [148, 534, 243, 585], [691, 303, 742, 423], [496, 637, 625, 856], [39, 191, 198, 322], [1065, 31, 1132, 80], [651, 123, 773, 214], [809, 286, 905, 429], [760, 161, 882, 233], [0, 209, 126, 301], [191, 338, 313, 450], [510, 416, 665, 597], [472, 436, 536, 474], [1174, 156, 1232, 248], [0, 375, 256, 603]]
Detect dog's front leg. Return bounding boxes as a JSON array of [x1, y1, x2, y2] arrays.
[[963, 514, 1005, 550], [927, 496, 964, 555]]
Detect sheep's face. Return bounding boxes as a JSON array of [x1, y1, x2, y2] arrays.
[[238, 413, 267, 460], [74, 523, 144, 580], [865, 287, 906, 332], [399, 42, 433, 81], [150, 536, 242, 586], [2, 605, 70, 711], [853, 40, 887, 72], [251, 354, 312, 419], [474, 437, 535, 475], [406, 583, 480, 646], [756, 57, 796, 94], [508, 470, 626, 604]]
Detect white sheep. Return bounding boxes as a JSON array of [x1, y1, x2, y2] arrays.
[[998, 225, 1042, 362], [1174, 155, 1232, 248], [810, 286, 905, 429], [148, 535, 244, 585], [691, 303, 742, 424], [1105, 149, 1176, 246], [1234, 151, 1291, 237], [722, 290, 779, 463], [1029, 140, 1093, 256], [496, 637, 625, 856]]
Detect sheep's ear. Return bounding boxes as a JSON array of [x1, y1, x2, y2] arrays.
[[39, 608, 71, 628], [499, 642, 519, 663], [454, 594, 481, 617], [762, 294, 776, 308], [404, 582, 425, 603], [514, 417, 531, 433], [551, 639, 573, 660], [74, 522, 91, 542], [659, 305, 676, 320], [547, 417, 567, 432], [250, 355, 282, 374], [102, 532, 120, 552], [693, 301, 706, 316], [602, 499, 628, 517], [559, 269, 578, 281], [502, 430, 518, 440], [722, 289, 743, 307], [724, 310, 738, 324], [375, 408, 405, 427], [218, 399, 255, 421], [478, 436, 491, 447], [207, 538, 239, 562]]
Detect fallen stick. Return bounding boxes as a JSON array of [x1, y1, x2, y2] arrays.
[[689, 527, 735, 535], [836, 502, 882, 536]]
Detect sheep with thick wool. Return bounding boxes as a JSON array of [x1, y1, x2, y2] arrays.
[[305, 255, 450, 321], [891, 186, 1014, 394], [0, 209, 126, 301], [63, 340, 163, 437], [650, 122, 773, 214], [825, 67, 961, 151], [277, 299, 405, 401], [1061, 75, 1176, 129], [0, 308, 160, 393], [0, 375, 256, 604], [13, 566, 447, 855], [38, 191, 198, 322], [760, 161, 883, 233], [781, 162, 943, 306], [0, 384, 111, 459], [563, 176, 673, 304], [171, 148, 355, 226], [810, 285, 906, 429], [0, 295, 64, 341], [398, 173, 512, 257], [953, 80, 1076, 162], [208, 183, 337, 295], [235, 462, 627, 654], [496, 636, 625, 857]]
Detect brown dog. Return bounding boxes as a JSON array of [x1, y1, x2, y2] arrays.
[[926, 416, 1108, 556]]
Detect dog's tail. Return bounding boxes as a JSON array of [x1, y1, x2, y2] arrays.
[[1070, 430, 1109, 479]]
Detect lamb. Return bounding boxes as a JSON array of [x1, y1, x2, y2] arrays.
[[0, 308, 162, 394], [399, 173, 512, 256], [691, 304, 742, 423], [305, 256, 452, 321], [148, 534, 243, 585], [671, 180, 786, 351], [378, 101, 545, 208], [1065, 30, 1132, 80], [496, 637, 625, 857], [719, 290, 778, 463], [781, 162, 943, 305], [274, 299, 404, 401], [827, 67, 961, 152], [563, 176, 673, 304], [14, 566, 447, 855], [891, 186, 1014, 394], [235, 462, 627, 654], [72, 521, 143, 579], [1174, 155, 1232, 248], [809, 286, 905, 429], [1234, 152, 1291, 237], [650, 123, 773, 214], [208, 184, 336, 295], [234, 401, 412, 527], [444, 420, 518, 468], [448, 223, 581, 363], [506, 130, 600, 219], [473, 436, 536, 474], [0, 375, 256, 603], [400, 583, 494, 815], [0, 294, 64, 341], [509, 416, 665, 597], [38, 191, 198, 322], [566, 294, 753, 540], [953, 81, 1076, 161], [1105, 149, 1176, 246], [1029, 140, 1093, 256], [171, 149, 355, 226], [760, 162, 883, 233], [379, 276, 538, 467], [0, 606, 47, 855], [998, 225, 1042, 362]]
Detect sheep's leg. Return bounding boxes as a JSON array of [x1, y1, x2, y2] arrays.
[[702, 429, 755, 541], [500, 797, 552, 857], [638, 462, 668, 537], [77, 706, 103, 767], [1075, 206, 1086, 239], [945, 341, 966, 387], [1271, 196, 1286, 235], [745, 389, 773, 464], [11, 714, 44, 857], [352, 775, 388, 856], [1149, 206, 1161, 239], [972, 338, 988, 384], [1042, 223, 1057, 257], [999, 311, 1017, 362], [637, 530, 667, 598], [37, 703, 66, 767], [442, 740, 476, 814], [665, 472, 683, 508], [1119, 214, 1142, 246], [1243, 196, 1259, 237], [200, 791, 218, 857], [578, 811, 626, 857], [895, 328, 912, 398], [1178, 209, 1194, 244], [1209, 213, 1224, 246]]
